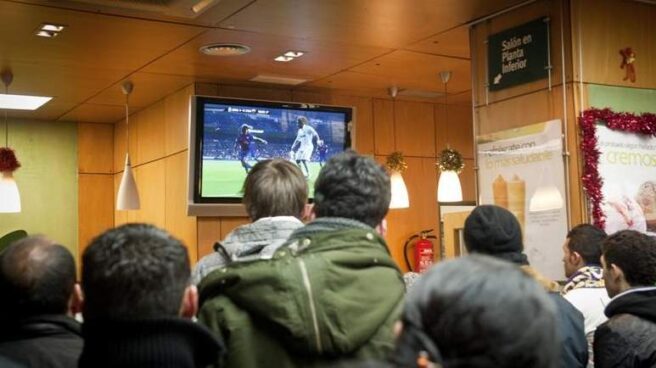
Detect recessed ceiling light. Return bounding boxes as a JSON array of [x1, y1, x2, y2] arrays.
[[199, 43, 251, 56], [191, 0, 219, 14], [0, 94, 52, 110], [283, 51, 304, 58], [274, 56, 294, 62], [35, 23, 66, 38]]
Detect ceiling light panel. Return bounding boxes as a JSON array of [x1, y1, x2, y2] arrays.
[[274, 50, 306, 62], [35, 23, 66, 38], [0, 94, 53, 110]]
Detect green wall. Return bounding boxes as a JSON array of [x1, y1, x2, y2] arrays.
[[588, 84, 656, 114], [0, 119, 78, 258]]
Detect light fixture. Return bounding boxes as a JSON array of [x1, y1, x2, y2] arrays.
[[274, 50, 306, 62], [0, 94, 52, 110], [386, 151, 410, 209], [191, 0, 219, 14], [35, 23, 66, 38], [529, 185, 564, 212], [116, 81, 140, 211], [0, 69, 22, 213], [436, 70, 464, 203], [199, 43, 251, 56]]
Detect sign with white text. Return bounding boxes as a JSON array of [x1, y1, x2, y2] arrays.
[[488, 18, 550, 91]]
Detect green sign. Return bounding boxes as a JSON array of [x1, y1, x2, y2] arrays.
[[488, 18, 550, 91]]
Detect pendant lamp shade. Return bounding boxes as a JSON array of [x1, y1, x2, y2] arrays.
[[437, 170, 463, 203], [0, 171, 20, 213], [389, 171, 410, 209], [116, 81, 140, 211], [116, 154, 140, 210]]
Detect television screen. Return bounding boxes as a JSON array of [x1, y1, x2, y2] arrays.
[[190, 96, 353, 209]]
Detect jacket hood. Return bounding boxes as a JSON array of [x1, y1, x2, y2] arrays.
[[199, 220, 404, 357], [605, 287, 656, 323], [222, 216, 303, 258]]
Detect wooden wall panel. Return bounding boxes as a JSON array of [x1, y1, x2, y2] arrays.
[[78, 174, 114, 255], [572, 0, 656, 88], [197, 217, 221, 259], [461, 158, 476, 202], [395, 100, 436, 157], [435, 104, 474, 159], [137, 100, 166, 165], [165, 151, 198, 262], [382, 156, 439, 273], [113, 115, 139, 173], [220, 217, 250, 239], [219, 85, 293, 101], [332, 95, 374, 155], [373, 99, 395, 155], [133, 161, 166, 228], [165, 85, 193, 155], [78, 123, 113, 174]]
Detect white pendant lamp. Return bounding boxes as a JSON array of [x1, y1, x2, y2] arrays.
[[437, 170, 463, 202], [0, 69, 21, 213], [116, 81, 140, 210], [389, 171, 410, 209]]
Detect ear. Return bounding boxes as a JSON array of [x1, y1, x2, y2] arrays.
[[375, 218, 388, 237], [570, 250, 584, 267], [304, 203, 316, 222], [609, 263, 626, 285], [394, 320, 403, 337], [179, 285, 198, 319], [68, 283, 83, 317]]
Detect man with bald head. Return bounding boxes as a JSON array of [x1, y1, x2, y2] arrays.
[[0, 236, 83, 367]]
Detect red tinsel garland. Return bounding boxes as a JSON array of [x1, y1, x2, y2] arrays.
[[0, 147, 21, 172], [579, 108, 656, 230]]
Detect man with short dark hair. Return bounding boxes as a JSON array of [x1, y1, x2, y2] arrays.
[[79, 224, 224, 368], [0, 236, 83, 368], [192, 159, 307, 284], [561, 224, 609, 367], [594, 230, 656, 368], [199, 150, 404, 368]]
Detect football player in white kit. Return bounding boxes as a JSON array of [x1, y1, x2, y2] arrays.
[[290, 116, 320, 179]]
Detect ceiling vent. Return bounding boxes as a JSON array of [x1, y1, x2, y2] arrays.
[[200, 43, 250, 56], [250, 75, 307, 86], [68, 0, 220, 18]]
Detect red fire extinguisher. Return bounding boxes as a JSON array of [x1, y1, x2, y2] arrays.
[[403, 229, 437, 273]]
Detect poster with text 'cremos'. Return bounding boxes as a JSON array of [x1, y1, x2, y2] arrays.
[[477, 120, 567, 281]]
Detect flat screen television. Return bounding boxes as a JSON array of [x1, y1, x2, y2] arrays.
[[188, 96, 354, 216]]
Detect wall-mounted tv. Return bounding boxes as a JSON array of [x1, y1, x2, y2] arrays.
[[188, 96, 354, 216]]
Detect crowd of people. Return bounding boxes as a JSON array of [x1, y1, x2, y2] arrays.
[[0, 150, 655, 368]]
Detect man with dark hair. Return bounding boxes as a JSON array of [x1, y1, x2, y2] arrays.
[[464, 205, 588, 368], [199, 150, 404, 368], [79, 224, 224, 368], [594, 230, 656, 367], [192, 159, 307, 284], [561, 224, 609, 367], [0, 236, 83, 368], [235, 123, 267, 173], [393, 255, 558, 368], [291, 116, 320, 178]]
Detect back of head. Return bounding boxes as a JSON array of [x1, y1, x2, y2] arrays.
[[394, 254, 558, 368], [464, 205, 526, 265], [82, 224, 190, 321], [566, 224, 607, 265], [602, 229, 656, 287], [0, 236, 75, 318], [242, 159, 308, 221], [313, 150, 390, 227]]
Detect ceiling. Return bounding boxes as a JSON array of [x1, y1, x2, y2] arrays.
[[0, 0, 524, 123]]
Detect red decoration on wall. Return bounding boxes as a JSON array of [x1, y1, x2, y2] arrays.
[[619, 47, 636, 83], [0, 147, 21, 172], [579, 108, 656, 229]]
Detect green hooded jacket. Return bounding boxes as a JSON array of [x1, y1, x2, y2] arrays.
[[198, 218, 405, 368]]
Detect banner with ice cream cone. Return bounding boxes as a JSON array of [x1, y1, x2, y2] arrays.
[[477, 119, 567, 280]]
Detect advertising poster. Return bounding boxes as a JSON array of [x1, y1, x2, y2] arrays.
[[596, 125, 656, 235], [477, 120, 567, 280]]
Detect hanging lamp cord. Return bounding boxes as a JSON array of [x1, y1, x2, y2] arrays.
[[4, 84, 8, 147], [125, 92, 129, 155]]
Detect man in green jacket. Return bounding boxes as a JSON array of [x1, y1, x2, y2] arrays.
[[198, 150, 405, 368]]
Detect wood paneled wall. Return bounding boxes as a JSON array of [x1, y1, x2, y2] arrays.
[[101, 82, 473, 270]]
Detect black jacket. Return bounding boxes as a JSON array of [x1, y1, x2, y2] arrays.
[[594, 287, 656, 368], [78, 317, 224, 368], [550, 293, 588, 368], [0, 314, 83, 368]]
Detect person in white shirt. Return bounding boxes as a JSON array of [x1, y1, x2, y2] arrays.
[[290, 116, 319, 178], [561, 224, 610, 368]]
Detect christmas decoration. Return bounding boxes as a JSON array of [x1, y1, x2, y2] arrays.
[[386, 151, 408, 173], [437, 148, 465, 173], [0, 147, 20, 173], [579, 108, 656, 229], [619, 47, 636, 83]]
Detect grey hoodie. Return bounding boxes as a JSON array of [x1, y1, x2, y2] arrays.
[[191, 216, 303, 285]]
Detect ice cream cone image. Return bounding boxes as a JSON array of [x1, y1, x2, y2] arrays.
[[507, 174, 526, 236], [492, 175, 509, 209]]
